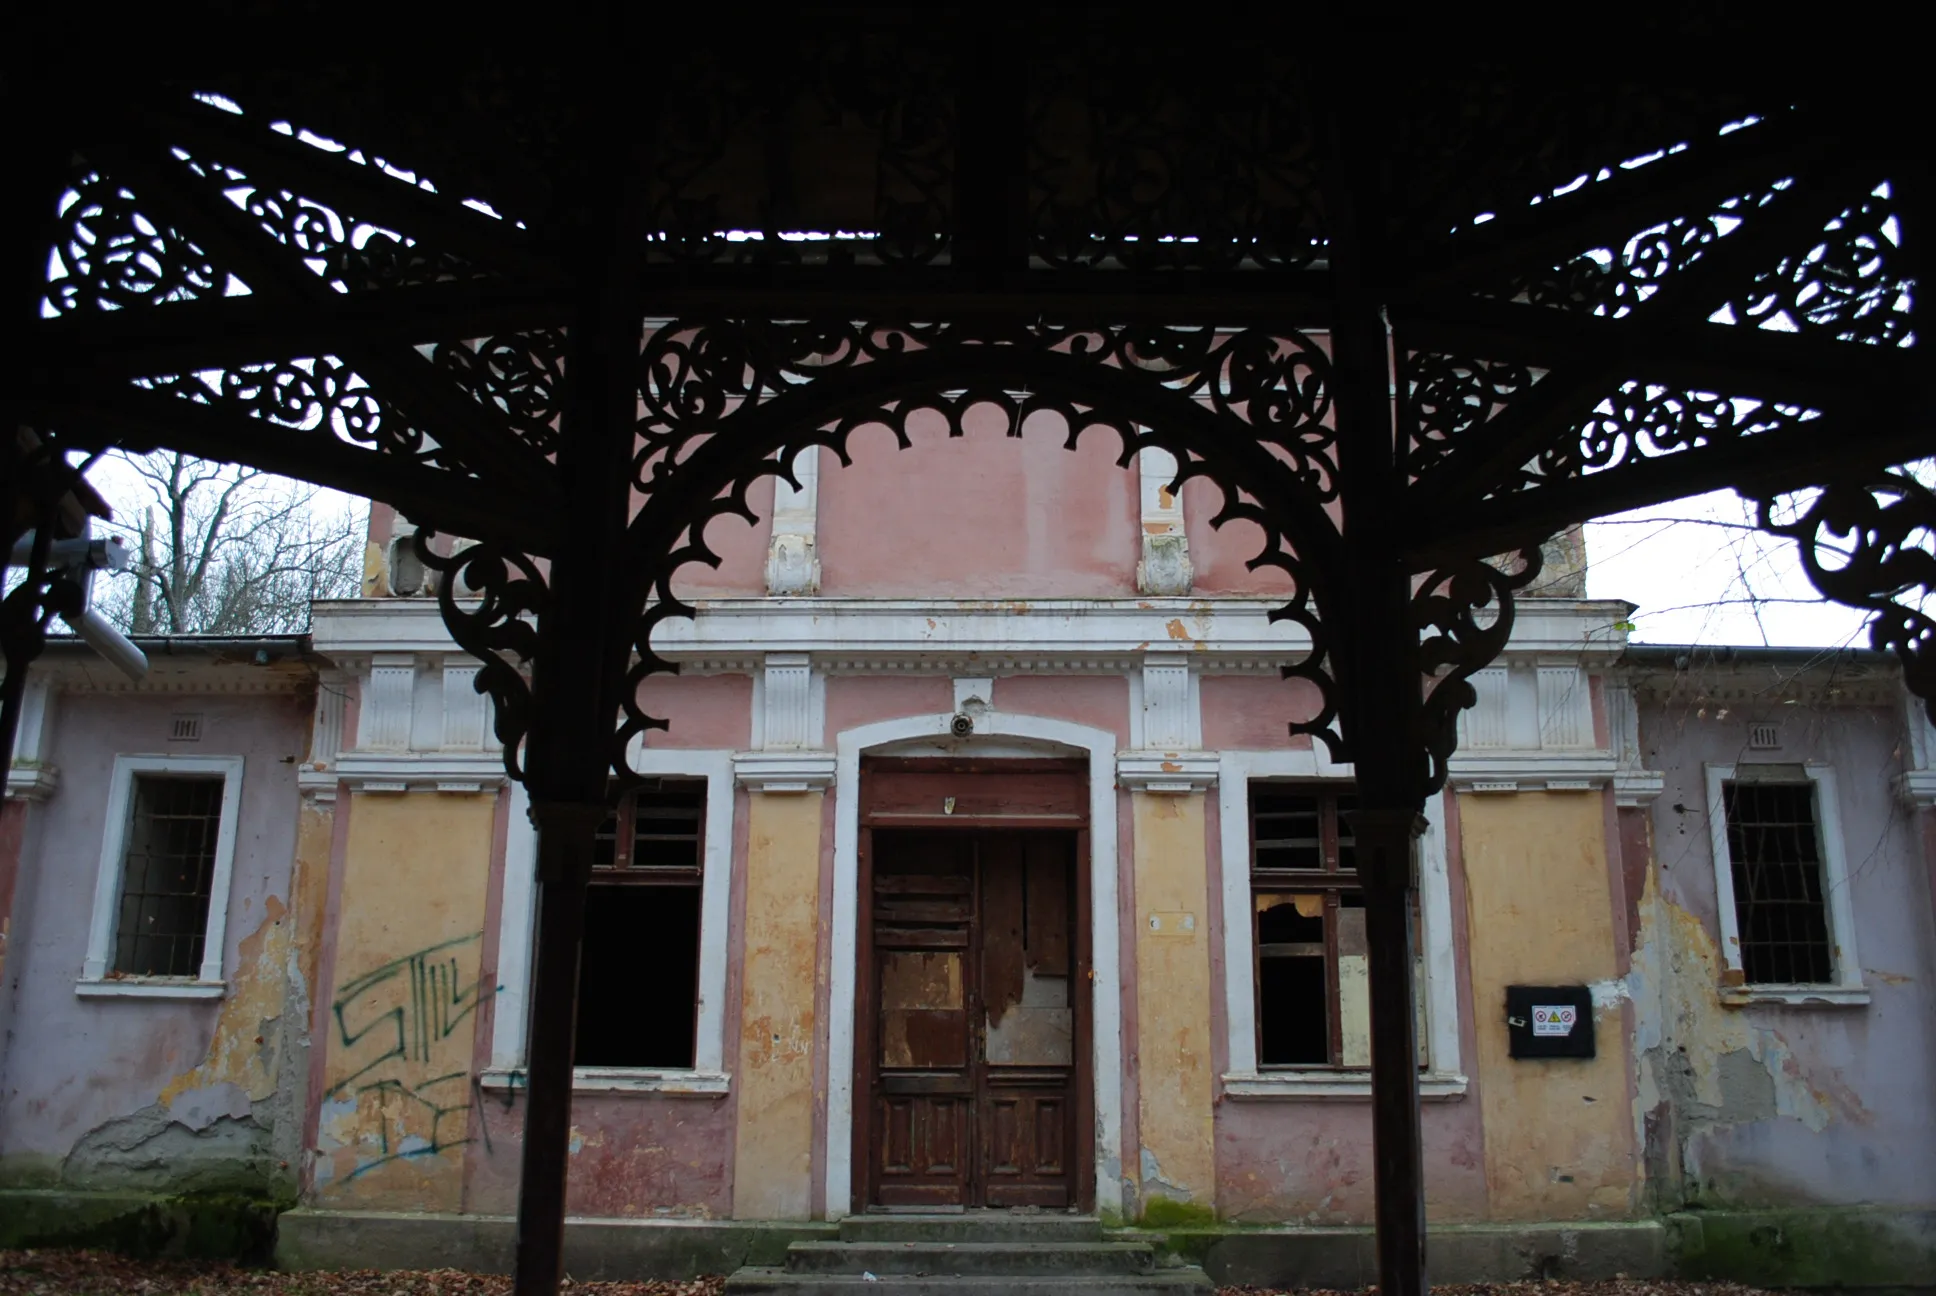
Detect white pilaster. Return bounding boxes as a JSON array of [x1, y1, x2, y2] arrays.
[[362, 653, 416, 752], [5, 673, 58, 800], [765, 447, 822, 596], [1135, 446, 1193, 596]]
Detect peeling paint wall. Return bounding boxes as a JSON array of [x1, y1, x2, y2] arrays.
[[732, 791, 823, 1219], [1461, 790, 1638, 1220], [309, 790, 495, 1207], [1635, 700, 1936, 1210], [1129, 791, 1215, 1208], [464, 1092, 735, 1218], [0, 689, 310, 1197]]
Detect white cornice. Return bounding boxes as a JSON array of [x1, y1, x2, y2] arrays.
[[313, 596, 1631, 669], [1897, 769, 1936, 810], [5, 766, 58, 801], [1116, 752, 1219, 793], [333, 751, 507, 793], [1615, 769, 1667, 807], [733, 750, 836, 793], [1446, 751, 1618, 793]]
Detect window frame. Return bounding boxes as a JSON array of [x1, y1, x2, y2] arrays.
[[79, 754, 246, 1000], [1218, 750, 1466, 1101], [1704, 761, 1868, 1006], [482, 750, 736, 1095]]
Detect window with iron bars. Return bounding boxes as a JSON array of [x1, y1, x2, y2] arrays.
[[1250, 784, 1425, 1069], [1722, 779, 1834, 985], [112, 775, 226, 978], [573, 778, 707, 1068]]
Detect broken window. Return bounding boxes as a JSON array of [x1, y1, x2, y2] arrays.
[[113, 775, 225, 977], [574, 778, 705, 1068], [1250, 784, 1424, 1069], [1722, 778, 1834, 985]]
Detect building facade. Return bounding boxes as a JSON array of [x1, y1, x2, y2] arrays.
[[3, 439, 1934, 1283]]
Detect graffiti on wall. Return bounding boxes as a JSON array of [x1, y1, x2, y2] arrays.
[[324, 931, 488, 1181]]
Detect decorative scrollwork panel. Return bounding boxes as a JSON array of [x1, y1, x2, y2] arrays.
[[44, 171, 229, 315], [133, 356, 460, 469], [1402, 351, 1544, 480], [1413, 543, 1546, 796], [1759, 471, 1936, 719], [413, 532, 548, 780], [1490, 182, 1785, 317], [1710, 181, 1915, 348], [173, 149, 484, 292], [428, 330, 568, 457], [1026, 52, 1323, 272]]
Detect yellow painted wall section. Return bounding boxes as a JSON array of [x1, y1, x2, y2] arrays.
[[733, 792, 824, 1220], [1131, 791, 1216, 1208], [1460, 791, 1637, 1220], [313, 791, 496, 1208]]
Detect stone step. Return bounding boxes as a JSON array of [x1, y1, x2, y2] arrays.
[[724, 1268, 1214, 1296], [783, 1240, 1156, 1276], [837, 1214, 1103, 1244]]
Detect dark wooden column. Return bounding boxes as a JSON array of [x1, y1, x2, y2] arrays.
[[511, 68, 650, 1296], [1318, 88, 1431, 1296]]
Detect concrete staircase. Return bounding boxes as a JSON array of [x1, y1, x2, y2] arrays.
[[724, 1214, 1213, 1294]]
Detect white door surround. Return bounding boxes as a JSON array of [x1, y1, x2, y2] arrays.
[[826, 712, 1125, 1220]]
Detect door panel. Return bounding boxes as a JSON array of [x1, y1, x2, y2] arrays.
[[865, 828, 1078, 1210]]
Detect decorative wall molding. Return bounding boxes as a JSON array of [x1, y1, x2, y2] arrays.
[[733, 750, 837, 793], [1898, 691, 1936, 809], [1116, 752, 1219, 794], [1136, 447, 1193, 597], [333, 751, 508, 793], [1605, 677, 1666, 807], [755, 652, 819, 750], [764, 447, 822, 596], [1137, 652, 1198, 751], [298, 669, 352, 804], [1451, 653, 1613, 792], [4, 674, 58, 800]]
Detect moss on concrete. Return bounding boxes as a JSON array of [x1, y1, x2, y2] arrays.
[[0, 1189, 287, 1262], [1672, 1207, 1936, 1289], [1136, 1197, 1218, 1231]]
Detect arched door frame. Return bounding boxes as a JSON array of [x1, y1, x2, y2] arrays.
[[827, 711, 1124, 1219]]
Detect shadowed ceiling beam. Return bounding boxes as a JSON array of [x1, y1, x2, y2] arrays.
[[28, 383, 556, 554], [1401, 405, 1931, 568], [90, 127, 558, 492]]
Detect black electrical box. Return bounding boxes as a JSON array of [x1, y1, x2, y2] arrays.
[[1505, 984, 1595, 1059]]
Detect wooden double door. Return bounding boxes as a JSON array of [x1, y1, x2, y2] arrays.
[[858, 826, 1087, 1209]]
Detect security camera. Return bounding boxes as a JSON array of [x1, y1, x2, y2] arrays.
[[12, 527, 147, 682], [949, 712, 974, 738]]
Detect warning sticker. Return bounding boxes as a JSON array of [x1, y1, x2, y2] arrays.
[[1531, 1005, 1578, 1037]]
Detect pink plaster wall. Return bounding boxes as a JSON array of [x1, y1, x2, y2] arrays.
[[634, 674, 754, 750], [673, 476, 773, 599], [466, 1095, 734, 1217], [824, 675, 954, 739], [1215, 1098, 1489, 1223], [817, 419, 1138, 598], [1199, 676, 1323, 752], [1180, 479, 1297, 597], [990, 676, 1130, 747]]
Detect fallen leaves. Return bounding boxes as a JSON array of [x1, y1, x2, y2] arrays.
[[0, 1253, 724, 1296], [0, 1253, 1785, 1296]]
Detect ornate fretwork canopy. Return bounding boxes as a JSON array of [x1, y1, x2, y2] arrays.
[[3, 25, 1928, 1296]]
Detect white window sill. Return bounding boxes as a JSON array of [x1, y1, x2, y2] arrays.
[[1719, 983, 1870, 1008], [1222, 1071, 1469, 1101], [76, 978, 225, 1000], [479, 1067, 731, 1097]]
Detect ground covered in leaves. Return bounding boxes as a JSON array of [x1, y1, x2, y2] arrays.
[[0, 1252, 1786, 1296]]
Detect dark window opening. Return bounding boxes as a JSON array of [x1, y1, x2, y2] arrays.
[[1250, 784, 1422, 1070], [114, 775, 224, 977], [574, 779, 706, 1068], [1723, 780, 1833, 985]]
